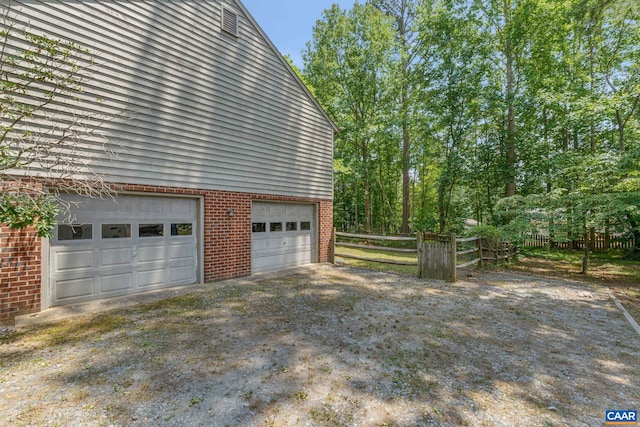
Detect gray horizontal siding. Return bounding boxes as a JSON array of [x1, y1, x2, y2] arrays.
[[6, 0, 334, 200]]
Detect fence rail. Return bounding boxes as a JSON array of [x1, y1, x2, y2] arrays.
[[335, 242, 417, 253], [333, 230, 516, 283], [335, 232, 416, 242], [332, 231, 418, 271], [454, 235, 481, 274], [336, 253, 417, 266]]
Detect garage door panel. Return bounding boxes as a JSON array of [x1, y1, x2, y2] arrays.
[[283, 252, 299, 264], [269, 204, 285, 217], [267, 238, 285, 250], [284, 236, 300, 247], [55, 276, 95, 301], [101, 248, 134, 268], [284, 205, 299, 217], [137, 244, 166, 263], [252, 256, 270, 272], [299, 234, 311, 244], [170, 265, 195, 283], [170, 199, 196, 216], [169, 242, 195, 260], [270, 254, 285, 267], [252, 238, 268, 251], [139, 268, 166, 287], [55, 250, 94, 271], [299, 205, 313, 217], [100, 273, 134, 294], [252, 203, 268, 218]]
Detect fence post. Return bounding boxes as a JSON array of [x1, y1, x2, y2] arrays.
[[330, 227, 336, 264], [449, 234, 457, 283], [417, 232, 423, 278], [478, 237, 484, 269]]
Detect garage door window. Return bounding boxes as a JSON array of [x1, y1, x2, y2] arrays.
[[286, 222, 297, 231], [300, 222, 311, 231], [58, 224, 93, 241], [270, 222, 282, 232], [102, 224, 131, 239], [171, 223, 193, 236], [139, 224, 164, 237], [252, 222, 266, 233]]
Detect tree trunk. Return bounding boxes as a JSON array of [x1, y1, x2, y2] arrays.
[[354, 184, 359, 232], [616, 109, 625, 152], [438, 189, 446, 234], [582, 231, 589, 274], [361, 138, 371, 233], [504, 1, 516, 198], [364, 180, 371, 234], [401, 119, 410, 233]]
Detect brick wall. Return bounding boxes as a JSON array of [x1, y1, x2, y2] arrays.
[[318, 199, 334, 263], [0, 226, 42, 322], [1, 183, 333, 324], [203, 191, 252, 280]]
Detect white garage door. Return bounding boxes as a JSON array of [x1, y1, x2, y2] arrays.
[[251, 202, 315, 273], [50, 195, 198, 306]]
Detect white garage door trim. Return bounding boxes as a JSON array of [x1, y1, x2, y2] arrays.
[[48, 194, 200, 307], [251, 201, 317, 273]]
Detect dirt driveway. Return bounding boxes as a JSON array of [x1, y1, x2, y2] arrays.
[[1, 265, 639, 426]]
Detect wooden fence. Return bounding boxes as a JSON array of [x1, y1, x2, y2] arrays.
[[332, 230, 418, 270], [417, 235, 482, 282], [524, 233, 636, 250], [332, 230, 516, 283], [417, 235, 517, 282]]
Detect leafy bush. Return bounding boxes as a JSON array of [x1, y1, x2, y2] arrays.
[[466, 225, 503, 242], [623, 247, 640, 261]]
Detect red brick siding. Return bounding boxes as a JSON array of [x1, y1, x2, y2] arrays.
[[202, 191, 252, 280], [0, 183, 333, 324], [0, 226, 42, 322], [318, 199, 334, 263]]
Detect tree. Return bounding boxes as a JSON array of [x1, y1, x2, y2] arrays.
[[576, 0, 640, 152], [417, 0, 486, 233], [471, 0, 543, 198], [303, 4, 397, 233], [1, 6, 118, 237], [370, 0, 423, 234]]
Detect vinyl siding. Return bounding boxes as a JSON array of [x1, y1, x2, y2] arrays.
[[5, 0, 334, 199]]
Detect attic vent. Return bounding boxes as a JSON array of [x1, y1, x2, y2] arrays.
[[222, 7, 239, 37]]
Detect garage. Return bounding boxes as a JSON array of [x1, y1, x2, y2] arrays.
[[251, 202, 315, 273], [49, 194, 198, 306]]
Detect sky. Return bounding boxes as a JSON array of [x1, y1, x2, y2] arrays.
[[240, 0, 356, 70]]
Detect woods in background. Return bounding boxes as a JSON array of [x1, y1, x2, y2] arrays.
[[301, 0, 639, 255]]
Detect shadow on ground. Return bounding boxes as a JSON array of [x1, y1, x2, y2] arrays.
[[1, 265, 639, 426]]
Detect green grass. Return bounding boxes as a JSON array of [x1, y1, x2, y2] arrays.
[[520, 247, 630, 262], [520, 247, 639, 271], [43, 314, 126, 346], [515, 247, 640, 285], [334, 246, 418, 275]]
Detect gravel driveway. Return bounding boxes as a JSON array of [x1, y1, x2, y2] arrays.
[[1, 264, 639, 426]]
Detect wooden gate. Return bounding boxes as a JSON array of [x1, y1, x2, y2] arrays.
[[418, 241, 454, 281]]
